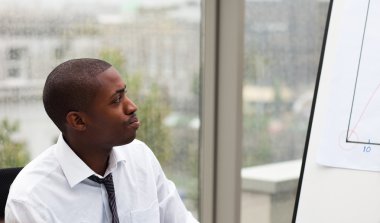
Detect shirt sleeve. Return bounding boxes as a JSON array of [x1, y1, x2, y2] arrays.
[[157, 180, 199, 223], [5, 199, 52, 223], [145, 146, 199, 223]]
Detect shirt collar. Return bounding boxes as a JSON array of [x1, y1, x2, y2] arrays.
[[55, 134, 126, 188], [104, 145, 126, 176]]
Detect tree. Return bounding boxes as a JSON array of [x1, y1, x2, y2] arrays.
[[100, 49, 172, 165], [0, 118, 30, 168]]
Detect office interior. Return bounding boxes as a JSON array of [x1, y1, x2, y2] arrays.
[[0, 0, 331, 222]]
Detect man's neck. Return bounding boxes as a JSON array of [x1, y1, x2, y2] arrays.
[[63, 135, 111, 176]]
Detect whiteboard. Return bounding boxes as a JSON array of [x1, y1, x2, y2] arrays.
[[293, 0, 380, 222]]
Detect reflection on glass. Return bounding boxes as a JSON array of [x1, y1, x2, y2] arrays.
[[241, 0, 330, 222], [0, 0, 200, 218]]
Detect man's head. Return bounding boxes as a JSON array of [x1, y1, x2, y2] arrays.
[[43, 58, 111, 133], [43, 58, 139, 146]]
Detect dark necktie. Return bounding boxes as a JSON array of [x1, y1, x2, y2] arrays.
[[89, 173, 120, 223]]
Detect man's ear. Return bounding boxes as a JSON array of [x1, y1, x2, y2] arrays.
[[66, 111, 87, 131]]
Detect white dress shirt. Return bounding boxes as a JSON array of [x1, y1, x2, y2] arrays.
[[5, 135, 198, 223]]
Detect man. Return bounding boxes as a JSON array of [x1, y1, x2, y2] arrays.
[[5, 58, 198, 223]]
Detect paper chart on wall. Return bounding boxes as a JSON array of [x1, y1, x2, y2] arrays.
[[316, 0, 380, 172]]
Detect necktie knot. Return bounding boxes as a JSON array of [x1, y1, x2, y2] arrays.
[[89, 173, 113, 184]]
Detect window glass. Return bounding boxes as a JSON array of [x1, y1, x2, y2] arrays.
[[241, 0, 330, 222], [0, 0, 200, 218]]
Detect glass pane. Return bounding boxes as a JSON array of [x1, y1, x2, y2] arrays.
[[0, 0, 201, 218], [241, 1, 330, 222]]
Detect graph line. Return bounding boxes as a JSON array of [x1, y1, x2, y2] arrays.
[[346, 0, 372, 144]]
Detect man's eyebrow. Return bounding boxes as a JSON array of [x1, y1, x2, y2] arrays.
[[116, 85, 127, 94], [110, 85, 126, 98]]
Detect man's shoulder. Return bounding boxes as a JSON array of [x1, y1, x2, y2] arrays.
[[8, 145, 63, 200]]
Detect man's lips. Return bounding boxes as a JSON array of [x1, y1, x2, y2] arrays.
[[127, 115, 140, 128]]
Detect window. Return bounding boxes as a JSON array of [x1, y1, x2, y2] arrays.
[[5, 47, 28, 79], [241, 1, 330, 222], [0, 0, 201, 219], [7, 68, 20, 78], [0, 1, 333, 221], [8, 48, 25, 60]]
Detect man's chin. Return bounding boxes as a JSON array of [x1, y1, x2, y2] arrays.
[[123, 134, 137, 145]]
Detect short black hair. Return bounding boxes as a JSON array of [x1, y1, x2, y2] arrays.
[[43, 58, 112, 133]]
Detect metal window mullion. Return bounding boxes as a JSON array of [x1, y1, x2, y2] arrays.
[[214, 0, 244, 222], [200, 0, 244, 222]]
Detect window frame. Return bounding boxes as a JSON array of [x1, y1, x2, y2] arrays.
[[200, 0, 244, 222]]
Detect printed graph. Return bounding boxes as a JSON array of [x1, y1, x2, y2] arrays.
[[347, 0, 380, 145]]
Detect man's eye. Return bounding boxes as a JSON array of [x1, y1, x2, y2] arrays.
[[113, 95, 122, 103]]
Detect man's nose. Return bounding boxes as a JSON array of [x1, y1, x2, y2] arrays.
[[123, 97, 138, 114]]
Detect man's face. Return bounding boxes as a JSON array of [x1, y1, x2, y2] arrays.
[[83, 67, 140, 147]]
